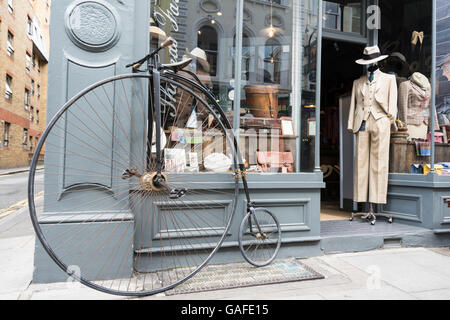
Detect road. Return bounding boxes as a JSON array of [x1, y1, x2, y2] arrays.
[[0, 171, 44, 239], [0, 171, 44, 211]]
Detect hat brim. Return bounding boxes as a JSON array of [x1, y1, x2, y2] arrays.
[[356, 55, 389, 65], [150, 26, 167, 41], [186, 49, 211, 73]]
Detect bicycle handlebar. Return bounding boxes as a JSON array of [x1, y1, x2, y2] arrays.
[[126, 37, 175, 71]]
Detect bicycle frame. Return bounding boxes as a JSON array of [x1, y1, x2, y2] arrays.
[[133, 41, 264, 235]]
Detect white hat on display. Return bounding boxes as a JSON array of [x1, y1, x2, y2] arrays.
[[356, 45, 389, 65], [150, 26, 167, 41], [186, 47, 211, 73]]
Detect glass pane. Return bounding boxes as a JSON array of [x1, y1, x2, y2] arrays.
[[300, 1, 320, 173], [436, 0, 450, 173], [150, 1, 237, 174], [323, 1, 362, 35], [377, 0, 440, 175], [235, 0, 319, 174], [151, 0, 236, 121]]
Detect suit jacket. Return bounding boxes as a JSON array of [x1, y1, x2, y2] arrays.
[[347, 71, 398, 133], [398, 80, 439, 129]]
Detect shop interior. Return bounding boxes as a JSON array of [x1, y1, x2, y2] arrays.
[[320, 39, 365, 221]]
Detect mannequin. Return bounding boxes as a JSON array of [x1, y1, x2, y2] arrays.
[[347, 46, 398, 225], [398, 72, 439, 140]]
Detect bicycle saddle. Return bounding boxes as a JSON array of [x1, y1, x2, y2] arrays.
[[159, 58, 192, 72]]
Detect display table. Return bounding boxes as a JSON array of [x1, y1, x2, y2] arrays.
[[389, 138, 450, 173]]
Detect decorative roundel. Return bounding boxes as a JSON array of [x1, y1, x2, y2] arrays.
[[199, 0, 221, 13], [65, 0, 121, 52]]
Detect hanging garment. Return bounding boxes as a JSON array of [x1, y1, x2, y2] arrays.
[[348, 71, 398, 204], [398, 74, 439, 136]]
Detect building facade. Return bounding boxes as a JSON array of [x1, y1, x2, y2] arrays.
[[33, 0, 450, 284], [0, 0, 50, 169]]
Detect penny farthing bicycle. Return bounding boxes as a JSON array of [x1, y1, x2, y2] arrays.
[[28, 38, 281, 296]]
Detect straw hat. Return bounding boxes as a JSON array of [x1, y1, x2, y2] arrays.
[[186, 47, 210, 73], [150, 26, 167, 41], [356, 45, 389, 65]]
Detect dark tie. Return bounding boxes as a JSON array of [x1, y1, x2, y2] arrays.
[[369, 72, 374, 82]]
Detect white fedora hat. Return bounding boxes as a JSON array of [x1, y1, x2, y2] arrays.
[[186, 47, 210, 73], [150, 26, 167, 41], [356, 45, 389, 65]]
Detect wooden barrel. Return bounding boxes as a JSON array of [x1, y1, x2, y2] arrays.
[[244, 85, 279, 118]]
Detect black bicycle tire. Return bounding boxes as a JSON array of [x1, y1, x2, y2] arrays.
[[28, 73, 240, 296], [238, 208, 282, 267]]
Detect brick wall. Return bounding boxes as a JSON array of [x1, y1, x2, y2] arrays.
[[0, 0, 50, 169]]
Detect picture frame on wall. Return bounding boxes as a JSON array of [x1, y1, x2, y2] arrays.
[[307, 118, 316, 137], [281, 117, 295, 136]]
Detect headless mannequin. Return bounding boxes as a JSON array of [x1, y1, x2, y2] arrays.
[[350, 63, 393, 225]]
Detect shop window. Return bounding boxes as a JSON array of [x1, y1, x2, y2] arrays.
[[150, 0, 320, 174], [237, 0, 319, 174], [376, 0, 448, 175], [197, 25, 218, 77]]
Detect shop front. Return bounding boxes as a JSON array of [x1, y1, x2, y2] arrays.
[[34, 0, 450, 283], [149, 0, 450, 257]]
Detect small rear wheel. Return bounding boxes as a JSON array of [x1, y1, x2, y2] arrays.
[[239, 208, 281, 267]]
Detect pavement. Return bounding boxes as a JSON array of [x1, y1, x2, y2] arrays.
[[1, 168, 450, 300], [0, 233, 449, 300], [0, 165, 43, 177]]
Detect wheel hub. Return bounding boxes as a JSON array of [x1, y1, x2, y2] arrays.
[[140, 172, 168, 192]]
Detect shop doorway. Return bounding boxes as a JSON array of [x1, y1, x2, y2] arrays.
[[320, 39, 365, 221]]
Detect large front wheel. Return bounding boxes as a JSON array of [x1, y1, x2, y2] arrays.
[[239, 208, 281, 267], [28, 73, 240, 296]]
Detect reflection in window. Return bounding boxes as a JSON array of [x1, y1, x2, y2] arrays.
[[323, 1, 362, 35], [264, 38, 282, 84], [197, 25, 218, 76]]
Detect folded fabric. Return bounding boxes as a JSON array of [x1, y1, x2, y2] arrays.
[[427, 132, 444, 143], [438, 162, 450, 169], [411, 164, 424, 174], [424, 164, 444, 175]]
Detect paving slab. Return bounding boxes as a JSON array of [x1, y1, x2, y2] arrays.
[[411, 288, 450, 300], [338, 248, 450, 293], [320, 287, 417, 300], [0, 236, 34, 295]]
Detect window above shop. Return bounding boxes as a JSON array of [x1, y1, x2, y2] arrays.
[[323, 0, 364, 39]]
